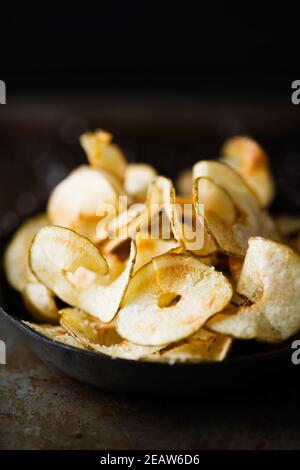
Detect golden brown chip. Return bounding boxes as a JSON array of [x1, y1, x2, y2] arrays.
[[47, 165, 126, 243], [30, 226, 136, 323], [134, 234, 180, 272], [116, 253, 232, 346], [207, 237, 300, 342], [60, 308, 162, 360], [23, 321, 86, 349], [145, 329, 232, 363], [80, 129, 127, 181], [22, 283, 58, 324], [22, 322, 66, 339], [4, 214, 59, 323], [4, 213, 48, 291], [60, 308, 121, 346], [221, 136, 275, 207], [124, 163, 157, 202], [193, 161, 280, 256]]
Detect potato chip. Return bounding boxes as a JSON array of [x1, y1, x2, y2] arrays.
[[23, 321, 86, 349], [80, 129, 127, 181], [193, 177, 239, 255], [104, 203, 148, 243], [145, 329, 232, 363], [4, 214, 59, 323], [116, 253, 232, 346], [124, 163, 157, 202], [22, 283, 58, 324], [60, 308, 162, 360], [60, 308, 121, 346], [4, 213, 48, 291], [30, 226, 136, 323], [150, 176, 216, 254], [221, 136, 275, 207], [134, 234, 180, 272], [47, 165, 126, 243], [207, 237, 300, 342], [54, 333, 88, 350], [101, 176, 179, 252], [22, 322, 66, 339], [193, 161, 280, 255]]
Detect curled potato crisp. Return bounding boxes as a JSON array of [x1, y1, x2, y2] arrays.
[[23, 321, 87, 349], [30, 226, 136, 323], [47, 165, 126, 243], [150, 176, 216, 254], [80, 129, 127, 181], [145, 329, 232, 363], [207, 237, 300, 342], [60, 308, 163, 360], [193, 161, 280, 256], [116, 253, 232, 346], [134, 234, 180, 272], [4, 214, 58, 323], [221, 136, 275, 207], [124, 163, 157, 202], [22, 283, 58, 323], [4, 214, 48, 291]]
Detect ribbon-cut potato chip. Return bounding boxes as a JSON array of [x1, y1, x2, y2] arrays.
[[23, 321, 87, 349], [116, 253, 232, 346], [101, 176, 180, 253], [104, 203, 148, 242], [146, 329, 232, 363], [193, 161, 279, 256], [150, 176, 216, 255], [207, 237, 300, 342], [4, 214, 59, 323], [23, 283, 58, 323], [134, 234, 180, 272], [80, 129, 127, 181], [30, 226, 136, 323], [47, 165, 126, 243], [60, 308, 121, 346], [4, 213, 48, 291], [221, 136, 274, 207], [60, 308, 163, 360], [23, 322, 66, 339], [124, 163, 157, 202]]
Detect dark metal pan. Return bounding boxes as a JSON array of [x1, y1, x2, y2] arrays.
[[0, 223, 295, 396]]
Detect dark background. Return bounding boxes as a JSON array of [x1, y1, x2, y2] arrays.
[[1, 2, 299, 94]]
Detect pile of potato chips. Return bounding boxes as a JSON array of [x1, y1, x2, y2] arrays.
[[5, 131, 300, 363]]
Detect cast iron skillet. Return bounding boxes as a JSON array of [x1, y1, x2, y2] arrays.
[[0, 223, 295, 396]]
